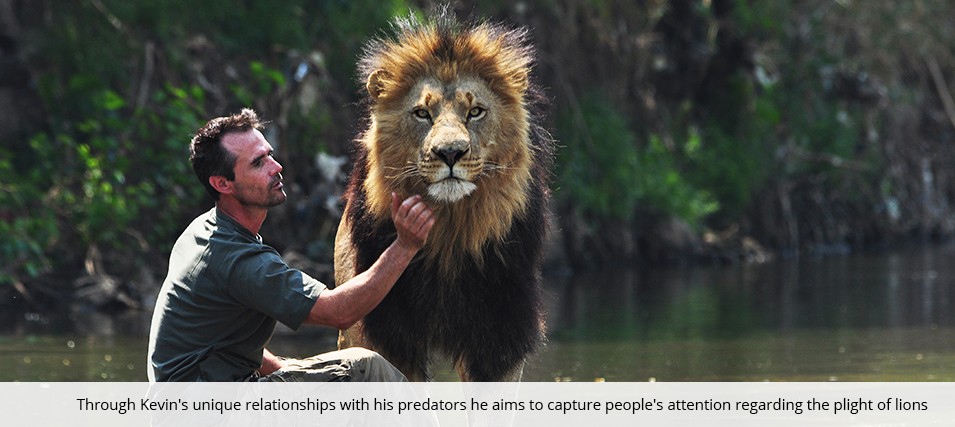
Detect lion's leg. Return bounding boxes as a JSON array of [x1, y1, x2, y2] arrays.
[[339, 320, 431, 381], [337, 321, 368, 349], [399, 361, 431, 382], [458, 358, 523, 427], [451, 296, 539, 382], [454, 358, 467, 381], [455, 357, 524, 382], [369, 347, 430, 382]]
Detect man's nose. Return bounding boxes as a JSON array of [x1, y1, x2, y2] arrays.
[[270, 157, 283, 174]]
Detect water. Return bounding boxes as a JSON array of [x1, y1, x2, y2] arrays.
[[4, 245, 955, 382]]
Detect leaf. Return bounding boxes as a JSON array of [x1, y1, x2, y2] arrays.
[[99, 90, 126, 111]]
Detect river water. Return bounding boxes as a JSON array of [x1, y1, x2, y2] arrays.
[[3, 245, 955, 382]]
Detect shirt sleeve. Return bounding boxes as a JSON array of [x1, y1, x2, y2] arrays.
[[226, 248, 326, 330]]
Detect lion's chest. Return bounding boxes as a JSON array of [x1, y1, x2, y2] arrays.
[[353, 210, 532, 314]]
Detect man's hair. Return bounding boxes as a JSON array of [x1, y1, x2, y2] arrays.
[[189, 108, 265, 200]]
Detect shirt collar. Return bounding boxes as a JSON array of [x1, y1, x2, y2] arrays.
[[212, 207, 264, 243]]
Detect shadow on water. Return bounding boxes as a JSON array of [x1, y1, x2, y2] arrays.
[[5, 245, 955, 381]]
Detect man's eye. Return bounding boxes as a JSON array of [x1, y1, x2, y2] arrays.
[[467, 107, 486, 121]]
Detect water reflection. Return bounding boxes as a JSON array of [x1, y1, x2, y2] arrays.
[[4, 246, 955, 381], [527, 246, 955, 381]]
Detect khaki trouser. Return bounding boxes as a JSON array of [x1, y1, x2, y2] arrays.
[[258, 347, 407, 382]]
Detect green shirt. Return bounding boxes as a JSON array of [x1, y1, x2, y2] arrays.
[[147, 207, 325, 381]]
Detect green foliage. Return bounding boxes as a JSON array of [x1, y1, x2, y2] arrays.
[[0, 146, 57, 284], [4, 0, 421, 290], [732, 0, 788, 35], [557, 95, 641, 220], [9, 0, 945, 285], [646, 133, 721, 225], [309, 0, 416, 87], [556, 93, 718, 227], [2, 83, 207, 287]]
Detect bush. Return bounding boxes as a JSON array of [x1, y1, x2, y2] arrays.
[[556, 92, 718, 228]]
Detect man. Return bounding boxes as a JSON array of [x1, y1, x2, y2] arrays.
[[147, 109, 434, 382]]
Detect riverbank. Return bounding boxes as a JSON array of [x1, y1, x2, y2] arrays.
[[5, 218, 950, 314]]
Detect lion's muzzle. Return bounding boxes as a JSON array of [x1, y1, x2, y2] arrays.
[[433, 146, 468, 167], [421, 122, 479, 203]]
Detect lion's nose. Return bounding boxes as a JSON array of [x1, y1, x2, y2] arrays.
[[433, 147, 468, 167]]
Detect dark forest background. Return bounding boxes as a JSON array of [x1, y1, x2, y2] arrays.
[[4, 0, 955, 310]]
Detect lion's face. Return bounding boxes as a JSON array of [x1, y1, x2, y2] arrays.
[[368, 72, 530, 205], [408, 76, 505, 202]]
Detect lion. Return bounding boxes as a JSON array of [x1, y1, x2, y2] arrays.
[[334, 11, 554, 382]]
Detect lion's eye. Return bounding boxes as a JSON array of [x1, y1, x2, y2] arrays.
[[467, 107, 486, 121], [412, 108, 431, 122]]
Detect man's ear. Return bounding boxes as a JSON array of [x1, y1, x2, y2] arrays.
[[209, 176, 233, 195]]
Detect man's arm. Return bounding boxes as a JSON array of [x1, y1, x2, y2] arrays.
[[305, 193, 434, 329]]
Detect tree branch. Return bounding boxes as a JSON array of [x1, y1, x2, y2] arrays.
[[926, 56, 955, 132]]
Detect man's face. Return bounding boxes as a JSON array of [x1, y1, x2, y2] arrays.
[[220, 129, 286, 208]]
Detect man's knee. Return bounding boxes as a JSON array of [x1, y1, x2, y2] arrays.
[[336, 346, 380, 361], [341, 347, 407, 382]]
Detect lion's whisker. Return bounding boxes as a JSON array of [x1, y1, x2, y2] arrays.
[[384, 164, 422, 182], [480, 162, 511, 177]]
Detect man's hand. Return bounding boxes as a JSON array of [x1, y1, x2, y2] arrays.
[[391, 193, 435, 251]]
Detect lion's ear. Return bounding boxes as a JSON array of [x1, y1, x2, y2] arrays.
[[366, 69, 392, 100]]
